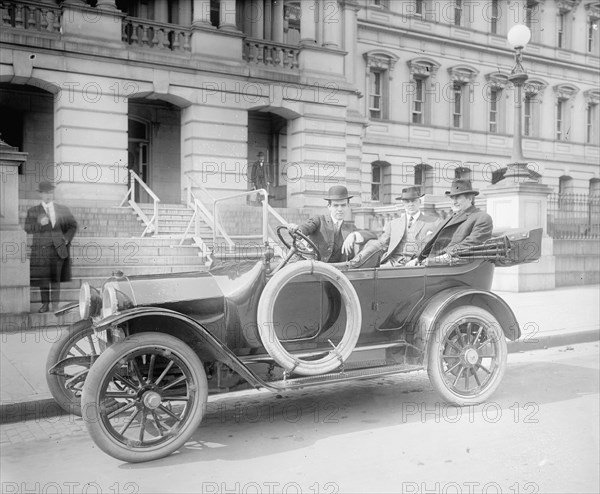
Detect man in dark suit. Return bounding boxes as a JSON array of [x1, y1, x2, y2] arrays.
[[25, 181, 78, 312], [407, 179, 493, 266], [247, 151, 271, 204], [375, 186, 439, 267], [287, 185, 376, 263]]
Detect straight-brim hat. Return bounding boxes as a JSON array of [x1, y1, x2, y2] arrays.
[[38, 181, 55, 193], [396, 185, 424, 201], [324, 185, 353, 201], [445, 179, 479, 197]]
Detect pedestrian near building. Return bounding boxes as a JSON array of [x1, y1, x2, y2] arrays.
[[375, 186, 439, 267], [287, 185, 376, 263], [24, 181, 78, 313], [408, 179, 493, 266], [247, 151, 272, 204]]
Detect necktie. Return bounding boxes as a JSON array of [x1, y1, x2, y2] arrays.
[[336, 221, 342, 232], [407, 215, 414, 230]]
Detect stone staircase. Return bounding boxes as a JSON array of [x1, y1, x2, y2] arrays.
[[18, 200, 210, 327]]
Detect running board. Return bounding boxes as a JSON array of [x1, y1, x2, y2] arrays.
[[263, 361, 424, 391], [240, 341, 409, 365]]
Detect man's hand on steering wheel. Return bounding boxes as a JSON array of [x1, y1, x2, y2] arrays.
[[276, 225, 321, 262]]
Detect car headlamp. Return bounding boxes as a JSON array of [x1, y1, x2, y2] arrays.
[[79, 283, 102, 320], [101, 284, 133, 319]]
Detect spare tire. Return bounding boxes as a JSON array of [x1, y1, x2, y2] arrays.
[[257, 260, 362, 376]]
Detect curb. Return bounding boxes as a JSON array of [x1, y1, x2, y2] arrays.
[[1, 329, 599, 425]]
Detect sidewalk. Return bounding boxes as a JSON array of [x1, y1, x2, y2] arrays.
[[1, 285, 599, 424]]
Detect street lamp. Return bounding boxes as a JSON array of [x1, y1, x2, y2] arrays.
[[505, 24, 535, 181]]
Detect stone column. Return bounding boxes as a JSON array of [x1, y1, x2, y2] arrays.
[[300, 0, 316, 44], [53, 77, 128, 204], [323, 0, 341, 48], [264, 0, 272, 40], [220, 0, 238, 31], [0, 138, 30, 315], [96, 0, 118, 11], [154, 0, 169, 23], [342, 1, 359, 83], [486, 180, 556, 292], [178, 0, 193, 26], [272, 0, 284, 42], [250, 0, 264, 38], [192, 0, 212, 26]]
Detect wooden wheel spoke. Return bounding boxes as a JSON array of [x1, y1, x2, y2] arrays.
[[118, 408, 140, 435], [452, 366, 464, 387], [131, 358, 146, 386], [464, 367, 470, 390], [158, 404, 182, 422], [444, 361, 461, 375], [472, 369, 482, 387], [159, 374, 187, 392], [473, 325, 484, 345], [138, 410, 147, 442], [151, 411, 165, 437], [466, 322, 474, 344], [72, 343, 87, 356], [113, 374, 140, 392], [86, 335, 97, 356], [475, 363, 491, 375], [446, 339, 462, 352], [147, 354, 156, 383], [161, 396, 189, 402], [104, 391, 134, 399], [154, 360, 174, 385], [477, 338, 492, 351], [107, 401, 137, 419]]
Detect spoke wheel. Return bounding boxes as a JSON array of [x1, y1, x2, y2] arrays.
[[46, 319, 98, 416], [82, 333, 208, 463], [427, 306, 507, 406]]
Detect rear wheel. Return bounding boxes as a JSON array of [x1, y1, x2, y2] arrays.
[[46, 319, 98, 416], [81, 333, 208, 463], [427, 306, 507, 406]]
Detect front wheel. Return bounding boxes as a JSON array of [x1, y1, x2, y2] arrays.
[[427, 306, 507, 406], [81, 333, 208, 463]]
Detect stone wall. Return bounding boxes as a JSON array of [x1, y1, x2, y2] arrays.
[[554, 240, 600, 286]]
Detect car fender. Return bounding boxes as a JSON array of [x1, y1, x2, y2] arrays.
[[408, 287, 520, 368], [93, 307, 264, 389]]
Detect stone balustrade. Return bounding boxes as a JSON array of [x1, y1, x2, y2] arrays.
[[122, 17, 191, 52], [0, 0, 60, 34], [243, 38, 299, 69]]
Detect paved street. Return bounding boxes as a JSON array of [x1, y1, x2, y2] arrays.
[[1, 342, 598, 494]]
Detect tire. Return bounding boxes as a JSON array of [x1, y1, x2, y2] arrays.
[[427, 306, 507, 406], [81, 333, 208, 463], [257, 260, 362, 376], [45, 319, 97, 416]]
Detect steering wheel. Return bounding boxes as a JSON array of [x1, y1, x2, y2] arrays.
[[276, 225, 321, 262]]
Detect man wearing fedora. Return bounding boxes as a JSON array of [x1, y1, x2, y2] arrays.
[[25, 181, 78, 313], [287, 185, 376, 263], [374, 186, 439, 267], [407, 179, 493, 266]]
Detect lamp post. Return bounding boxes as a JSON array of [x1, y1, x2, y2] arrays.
[[505, 24, 535, 181]]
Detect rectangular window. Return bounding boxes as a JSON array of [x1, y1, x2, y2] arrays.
[[371, 165, 381, 201], [489, 88, 499, 133], [587, 104, 597, 144], [524, 96, 532, 137], [490, 0, 499, 34], [415, 0, 423, 15], [454, 0, 462, 26], [452, 83, 463, 128], [369, 71, 382, 120], [558, 13, 566, 48], [556, 100, 564, 140], [412, 79, 424, 124], [589, 18, 599, 54]]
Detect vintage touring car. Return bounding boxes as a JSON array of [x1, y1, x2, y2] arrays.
[[47, 191, 542, 463]]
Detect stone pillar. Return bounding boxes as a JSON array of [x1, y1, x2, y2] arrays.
[[486, 180, 556, 292], [53, 77, 128, 204], [0, 138, 30, 315], [250, 0, 264, 38], [323, 0, 341, 48], [272, 0, 284, 42], [192, 0, 212, 26], [154, 0, 169, 23], [264, 0, 272, 40], [342, 1, 359, 83], [96, 0, 118, 11], [178, 0, 193, 25], [300, 0, 316, 44], [220, 0, 238, 31], [60, 0, 124, 45]]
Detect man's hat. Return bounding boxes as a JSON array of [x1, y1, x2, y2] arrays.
[[38, 181, 55, 193], [396, 185, 424, 201], [445, 179, 479, 197], [324, 185, 353, 201]]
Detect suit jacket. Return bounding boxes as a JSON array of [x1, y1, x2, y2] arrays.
[[299, 215, 376, 263], [248, 161, 271, 189], [418, 205, 493, 260], [378, 212, 439, 264], [25, 203, 78, 282]]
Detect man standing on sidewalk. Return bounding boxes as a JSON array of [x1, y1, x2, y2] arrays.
[[25, 181, 78, 313]]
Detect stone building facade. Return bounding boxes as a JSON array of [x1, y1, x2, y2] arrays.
[[1, 0, 598, 212]]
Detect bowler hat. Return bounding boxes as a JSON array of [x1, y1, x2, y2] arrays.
[[38, 181, 55, 193], [445, 179, 479, 197], [396, 185, 424, 201], [324, 185, 353, 201]]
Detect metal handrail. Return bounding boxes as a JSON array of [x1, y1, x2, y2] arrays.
[[119, 169, 160, 236]]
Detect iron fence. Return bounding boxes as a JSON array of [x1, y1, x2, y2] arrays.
[[547, 193, 600, 239]]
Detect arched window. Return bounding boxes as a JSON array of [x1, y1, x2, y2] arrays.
[[558, 175, 574, 195]]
